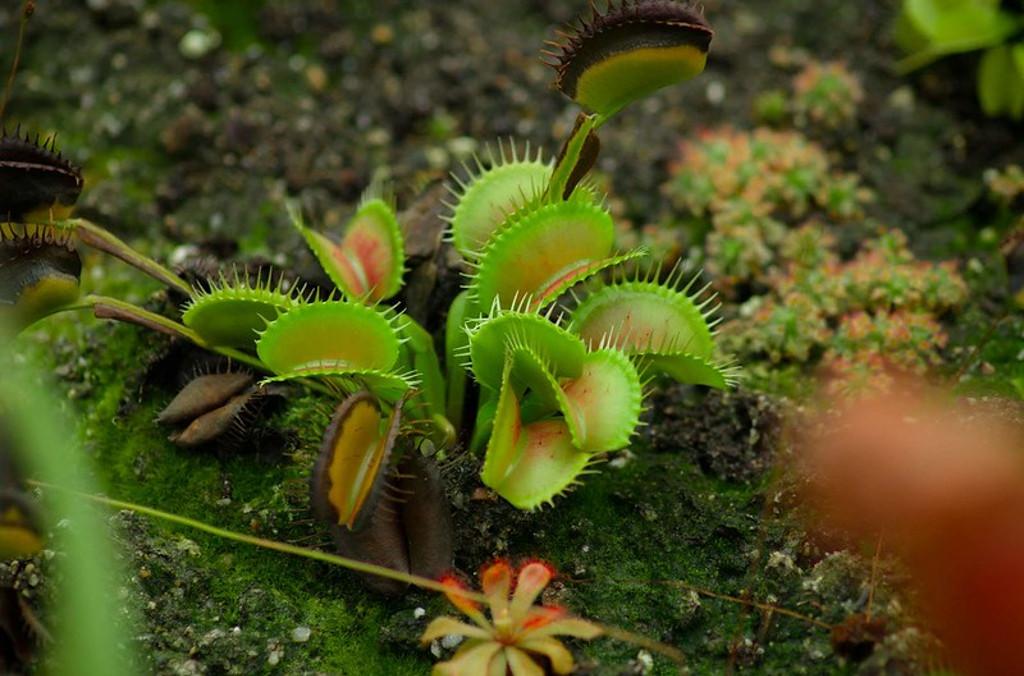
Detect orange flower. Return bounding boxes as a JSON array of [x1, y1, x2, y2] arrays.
[[421, 561, 602, 675]]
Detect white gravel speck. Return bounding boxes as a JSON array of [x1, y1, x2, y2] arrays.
[[440, 634, 464, 650]]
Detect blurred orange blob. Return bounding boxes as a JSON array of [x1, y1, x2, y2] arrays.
[[797, 385, 1024, 676]]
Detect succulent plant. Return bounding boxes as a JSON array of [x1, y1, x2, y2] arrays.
[[664, 127, 871, 293], [792, 61, 864, 129], [985, 164, 1024, 207], [724, 225, 968, 393]]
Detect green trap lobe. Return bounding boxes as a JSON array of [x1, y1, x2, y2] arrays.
[[256, 302, 400, 376], [572, 283, 714, 359], [450, 161, 552, 258], [558, 349, 642, 453], [472, 200, 615, 309], [469, 311, 586, 392]]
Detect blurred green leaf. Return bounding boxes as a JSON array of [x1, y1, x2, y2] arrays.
[[0, 329, 135, 674], [979, 43, 1024, 119], [1011, 43, 1024, 118], [896, 0, 1020, 73], [979, 46, 1012, 115], [1014, 41, 1024, 78]]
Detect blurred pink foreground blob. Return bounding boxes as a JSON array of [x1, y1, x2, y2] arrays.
[[798, 384, 1024, 676]]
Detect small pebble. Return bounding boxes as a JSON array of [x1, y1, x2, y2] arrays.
[[291, 626, 311, 643], [179, 29, 221, 60], [371, 24, 395, 45], [440, 634, 464, 650], [706, 81, 726, 105]]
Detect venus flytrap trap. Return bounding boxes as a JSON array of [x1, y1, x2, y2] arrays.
[[0, 129, 84, 330]]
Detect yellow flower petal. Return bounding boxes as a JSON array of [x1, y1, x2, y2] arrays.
[[487, 650, 507, 676], [505, 646, 545, 676], [434, 640, 503, 676], [518, 636, 574, 674], [481, 560, 512, 620], [420, 616, 492, 643], [510, 562, 553, 619], [529, 617, 603, 640]]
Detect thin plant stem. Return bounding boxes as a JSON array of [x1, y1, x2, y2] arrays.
[[66, 295, 336, 397], [0, 0, 33, 124], [29, 480, 486, 600], [29, 481, 690, 665], [866, 535, 883, 621], [71, 218, 193, 296], [665, 580, 832, 630], [578, 577, 832, 631], [86, 294, 207, 343]]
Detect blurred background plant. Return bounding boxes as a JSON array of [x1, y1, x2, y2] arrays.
[[0, 326, 133, 674], [663, 127, 872, 296], [755, 60, 864, 129], [797, 381, 1024, 676], [894, 0, 1024, 120], [722, 225, 968, 397]]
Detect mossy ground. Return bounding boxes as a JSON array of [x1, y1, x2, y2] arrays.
[[5, 0, 1022, 673]]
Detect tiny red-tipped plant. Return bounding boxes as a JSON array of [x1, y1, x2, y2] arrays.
[[422, 560, 602, 675]]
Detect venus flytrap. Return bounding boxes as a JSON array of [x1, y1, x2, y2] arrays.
[[3, 0, 734, 593]]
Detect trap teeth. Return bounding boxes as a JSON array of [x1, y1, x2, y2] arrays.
[[550, 0, 713, 117], [0, 223, 82, 329], [0, 130, 84, 223]]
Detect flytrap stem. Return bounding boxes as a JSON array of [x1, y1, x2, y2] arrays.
[[29, 481, 688, 666], [397, 315, 447, 422], [82, 294, 267, 372], [0, 0, 34, 124], [70, 219, 192, 296], [546, 112, 600, 201], [54, 296, 337, 398], [29, 481, 487, 602], [444, 290, 475, 432]]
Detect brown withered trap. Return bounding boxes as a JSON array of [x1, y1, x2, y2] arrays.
[[547, 0, 713, 116], [0, 127, 83, 223], [156, 370, 283, 449], [311, 392, 453, 595]]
